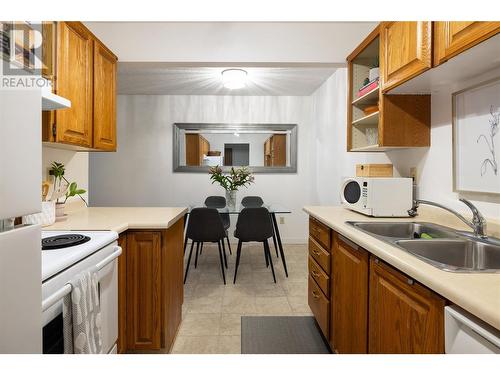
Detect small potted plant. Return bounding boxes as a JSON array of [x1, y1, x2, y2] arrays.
[[209, 166, 255, 207], [49, 161, 87, 220]]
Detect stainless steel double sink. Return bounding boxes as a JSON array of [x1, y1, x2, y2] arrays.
[[346, 221, 500, 273]]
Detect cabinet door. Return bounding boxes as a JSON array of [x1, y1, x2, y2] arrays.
[[380, 21, 432, 92], [126, 231, 162, 350], [93, 40, 117, 151], [55, 22, 93, 147], [331, 234, 369, 353], [369, 257, 445, 353], [162, 219, 184, 352], [117, 234, 127, 354], [434, 22, 500, 65]]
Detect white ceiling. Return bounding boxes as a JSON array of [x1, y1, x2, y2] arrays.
[[86, 22, 377, 64], [118, 65, 339, 95]]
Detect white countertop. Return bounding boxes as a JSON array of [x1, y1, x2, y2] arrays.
[[44, 205, 188, 234], [303, 205, 500, 331]]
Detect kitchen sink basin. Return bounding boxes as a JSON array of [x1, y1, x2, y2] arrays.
[[347, 221, 500, 273], [395, 239, 500, 272], [347, 221, 458, 239]]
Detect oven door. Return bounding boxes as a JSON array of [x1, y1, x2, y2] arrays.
[[42, 244, 120, 354]]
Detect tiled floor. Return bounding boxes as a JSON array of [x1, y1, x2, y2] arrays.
[[171, 242, 311, 354]]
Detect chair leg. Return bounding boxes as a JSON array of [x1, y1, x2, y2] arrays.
[[264, 240, 276, 283], [221, 240, 228, 269], [233, 240, 242, 284], [194, 242, 200, 268], [226, 235, 232, 255], [200, 242, 203, 255], [264, 246, 269, 268], [183, 241, 195, 284], [217, 241, 226, 285], [272, 234, 279, 258]]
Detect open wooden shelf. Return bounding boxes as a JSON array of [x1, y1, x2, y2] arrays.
[[347, 24, 431, 152], [352, 86, 379, 106], [350, 144, 383, 152], [352, 111, 379, 126]]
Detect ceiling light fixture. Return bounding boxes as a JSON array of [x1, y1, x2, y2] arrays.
[[221, 69, 248, 89]]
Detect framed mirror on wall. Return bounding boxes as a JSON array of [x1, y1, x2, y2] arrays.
[[173, 123, 298, 173]]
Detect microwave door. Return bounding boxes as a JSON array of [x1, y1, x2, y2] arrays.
[[0, 224, 42, 353]]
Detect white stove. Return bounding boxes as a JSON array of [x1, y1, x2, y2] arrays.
[[41, 230, 120, 354], [42, 230, 118, 281]]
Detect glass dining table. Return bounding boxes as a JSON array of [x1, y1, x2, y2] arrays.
[[185, 203, 291, 277]]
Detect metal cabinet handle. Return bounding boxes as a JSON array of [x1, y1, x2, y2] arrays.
[[407, 278, 414, 285], [312, 250, 321, 256], [311, 270, 321, 278], [312, 291, 320, 299]]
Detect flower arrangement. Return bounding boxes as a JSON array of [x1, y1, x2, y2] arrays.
[[208, 166, 255, 191]]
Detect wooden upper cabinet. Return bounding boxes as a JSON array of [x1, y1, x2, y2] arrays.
[[55, 22, 93, 147], [368, 257, 445, 354], [331, 234, 369, 354], [126, 231, 162, 351], [93, 40, 118, 151], [434, 22, 500, 66], [380, 21, 432, 92]]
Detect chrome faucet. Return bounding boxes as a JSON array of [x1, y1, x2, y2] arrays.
[[408, 198, 488, 238]]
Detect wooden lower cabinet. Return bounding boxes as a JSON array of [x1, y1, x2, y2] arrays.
[[308, 276, 330, 338], [117, 217, 184, 353], [117, 234, 127, 354], [331, 233, 369, 354], [308, 216, 447, 354], [368, 257, 445, 354]]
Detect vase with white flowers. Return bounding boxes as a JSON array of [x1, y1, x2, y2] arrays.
[[209, 166, 255, 207]]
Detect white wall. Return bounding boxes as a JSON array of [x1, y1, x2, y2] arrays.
[[85, 22, 377, 64], [41, 147, 89, 204], [89, 95, 313, 242], [310, 68, 500, 220]]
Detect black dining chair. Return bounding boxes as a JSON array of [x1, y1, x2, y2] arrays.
[[241, 196, 264, 207], [205, 196, 232, 255], [241, 195, 279, 259], [233, 207, 276, 284], [184, 208, 228, 285]]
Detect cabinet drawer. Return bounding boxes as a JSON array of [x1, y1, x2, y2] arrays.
[[309, 237, 331, 275], [308, 276, 330, 339], [309, 217, 331, 250], [308, 255, 330, 297]]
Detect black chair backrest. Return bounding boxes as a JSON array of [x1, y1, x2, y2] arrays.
[[205, 196, 226, 208], [235, 207, 273, 242], [241, 196, 264, 207], [187, 208, 226, 242]]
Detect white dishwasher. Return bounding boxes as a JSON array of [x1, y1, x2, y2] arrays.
[[445, 306, 500, 354]]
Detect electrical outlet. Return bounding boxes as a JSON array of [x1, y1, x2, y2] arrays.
[[279, 216, 285, 224], [409, 167, 418, 184]]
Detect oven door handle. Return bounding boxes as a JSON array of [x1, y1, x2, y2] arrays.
[[42, 246, 122, 312]]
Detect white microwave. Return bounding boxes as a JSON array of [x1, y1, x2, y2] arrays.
[[341, 177, 413, 217]]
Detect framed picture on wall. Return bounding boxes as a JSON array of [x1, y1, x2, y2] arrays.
[[453, 77, 500, 195]]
